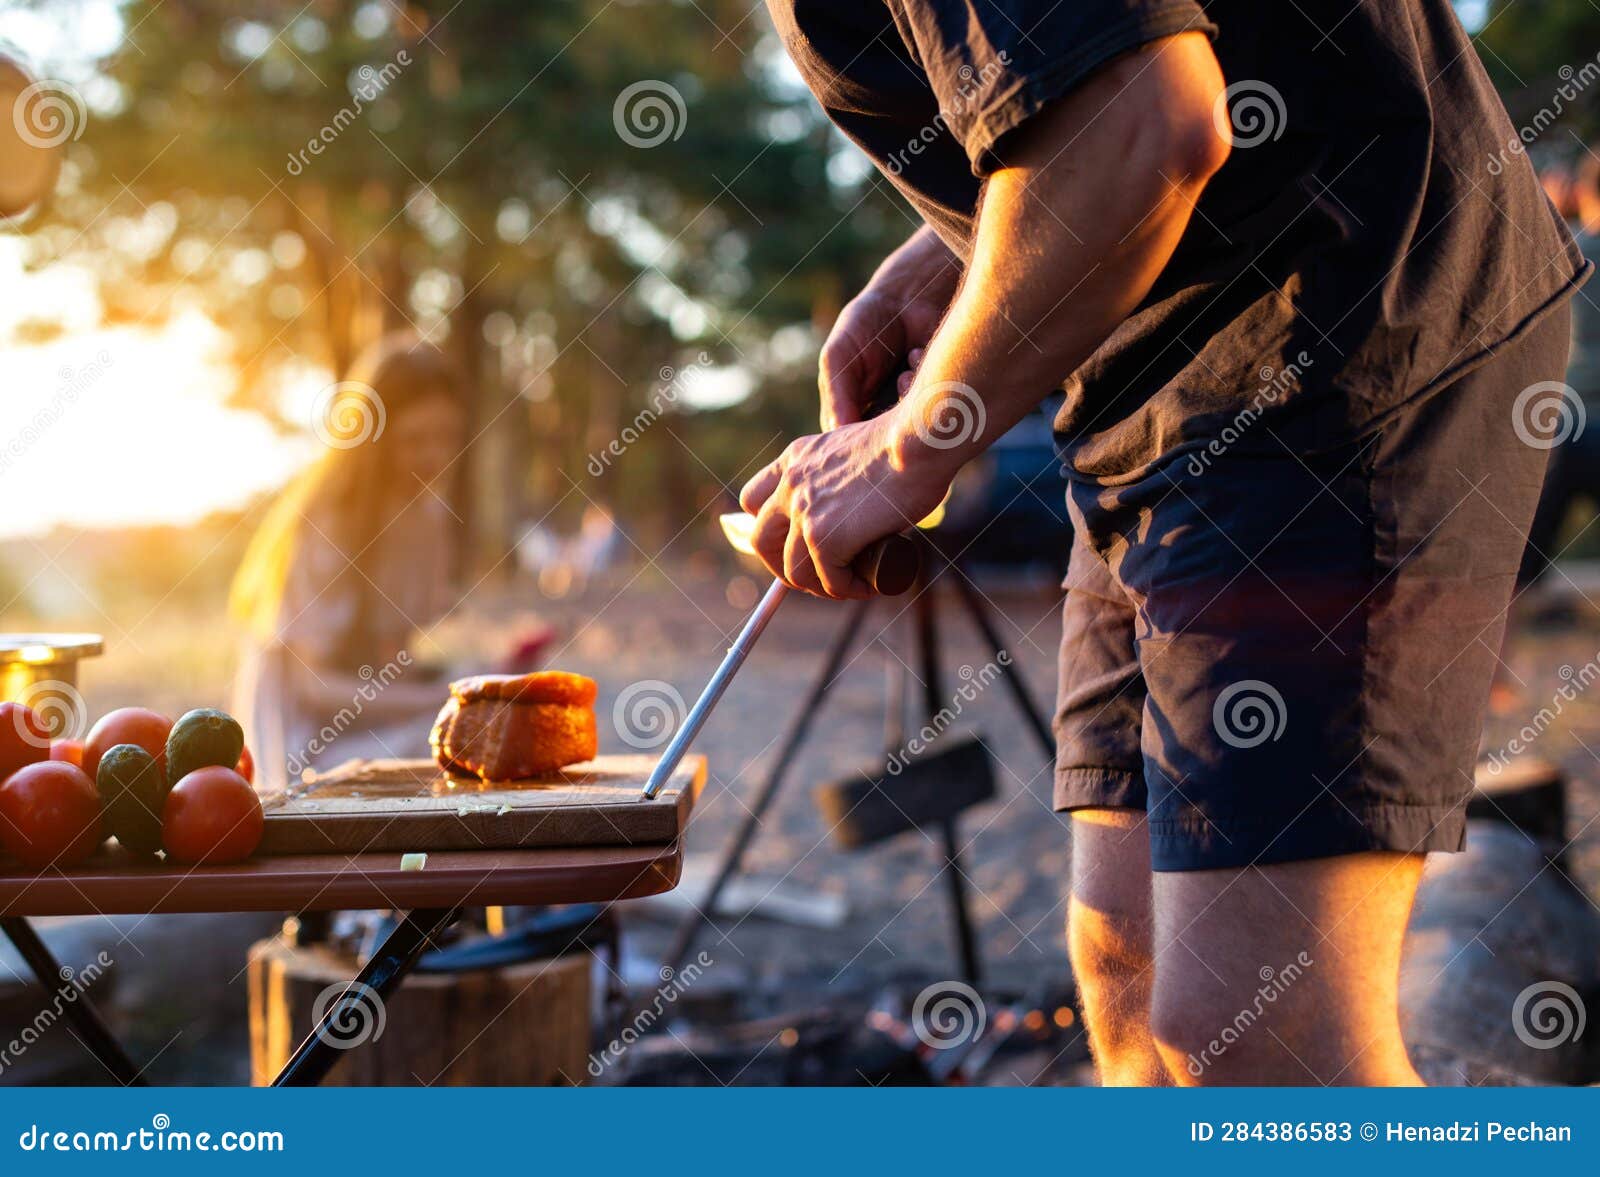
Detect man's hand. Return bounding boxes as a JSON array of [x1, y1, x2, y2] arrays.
[[819, 226, 960, 430], [739, 407, 954, 598], [748, 31, 1229, 599]]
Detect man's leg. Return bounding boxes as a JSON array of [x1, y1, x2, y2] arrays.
[[1149, 852, 1424, 1086], [1067, 807, 1169, 1086]]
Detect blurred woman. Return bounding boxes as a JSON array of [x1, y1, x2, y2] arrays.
[[229, 334, 466, 793]]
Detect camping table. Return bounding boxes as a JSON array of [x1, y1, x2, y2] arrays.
[[0, 839, 685, 1086]]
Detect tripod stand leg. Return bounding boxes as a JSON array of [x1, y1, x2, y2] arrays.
[[663, 596, 875, 972], [913, 585, 985, 987], [939, 819, 983, 987], [948, 568, 1056, 760]]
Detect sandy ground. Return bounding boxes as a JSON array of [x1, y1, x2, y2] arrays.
[[555, 566, 1075, 999], [7, 560, 1600, 1084]]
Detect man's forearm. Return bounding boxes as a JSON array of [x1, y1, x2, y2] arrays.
[[889, 33, 1229, 476]]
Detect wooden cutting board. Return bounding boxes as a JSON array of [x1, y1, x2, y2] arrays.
[[258, 754, 703, 856]]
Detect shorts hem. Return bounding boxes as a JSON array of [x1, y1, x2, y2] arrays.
[[1054, 765, 1145, 812], [1144, 802, 1468, 872]]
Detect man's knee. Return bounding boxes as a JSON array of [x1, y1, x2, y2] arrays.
[[1068, 900, 1149, 989], [1148, 957, 1311, 1084], [1067, 807, 1153, 993], [1067, 807, 1159, 1079]]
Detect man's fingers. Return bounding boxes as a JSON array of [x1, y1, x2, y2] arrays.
[[819, 346, 866, 431], [784, 527, 826, 597], [740, 460, 782, 515], [749, 499, 790, 581], [807, 526, 872, 599], [820, 303, 896, 430]]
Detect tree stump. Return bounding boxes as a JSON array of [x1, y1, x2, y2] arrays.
[[1400, 820, 1600, 1085], [248, 938, 591, 1086], [1469, 756, 1566, 844]]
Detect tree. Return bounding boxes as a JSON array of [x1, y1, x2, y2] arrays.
[[20, 0, 907, 561]]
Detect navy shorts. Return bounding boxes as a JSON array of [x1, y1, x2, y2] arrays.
[[1053, 304, 1573, 871]]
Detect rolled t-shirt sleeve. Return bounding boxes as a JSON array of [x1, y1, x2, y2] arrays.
[[888, 0, 1217, 176]]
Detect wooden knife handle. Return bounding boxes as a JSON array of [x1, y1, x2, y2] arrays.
[[851, 532, 920, 596]]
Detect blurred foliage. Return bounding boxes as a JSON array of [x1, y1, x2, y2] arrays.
[[1478, 0, 1600, 142], [30, 0, 1597, 571], [19, 0, 911, 560]]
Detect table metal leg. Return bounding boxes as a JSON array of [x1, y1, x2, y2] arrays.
[[1, 916, 144, 1086], [271, 906, 461, 1087]]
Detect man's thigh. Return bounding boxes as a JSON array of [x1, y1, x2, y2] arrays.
[[1150, 852, 1423, 1082]]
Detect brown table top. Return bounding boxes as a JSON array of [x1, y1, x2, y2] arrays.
[[0, 841, 683, 917]]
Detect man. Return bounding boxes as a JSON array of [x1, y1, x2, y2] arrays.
[[1519, 152, 1600, 591], [739, 1, 1588, 1086]]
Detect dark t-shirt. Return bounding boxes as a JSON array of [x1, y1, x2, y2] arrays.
[[767, 0, 1589, 480]]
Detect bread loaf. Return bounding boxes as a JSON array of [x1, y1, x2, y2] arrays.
[[430, 672, 598, 780]]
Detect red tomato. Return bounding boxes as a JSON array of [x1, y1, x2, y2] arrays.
[[235, 743, 255, 785], [0, 761, 103, 868], [84, 708, 173, 782], [161, 766, 263, 865], [0, 702, 51, 782], [49, 738, 86, 768]]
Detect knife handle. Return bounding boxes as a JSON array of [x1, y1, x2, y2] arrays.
[[852, 532, 920, 596]]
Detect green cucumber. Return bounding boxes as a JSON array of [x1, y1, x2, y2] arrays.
[[166, 707, 245, 786], [96, 742, 167, 857]]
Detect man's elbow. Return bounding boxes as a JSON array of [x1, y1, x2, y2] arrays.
[[1138, 37, 1231, 190], [1159, 93, 1231, 189]]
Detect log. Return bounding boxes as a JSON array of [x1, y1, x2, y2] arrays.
[[248, 937, 591, 1086], [1469, 756, 1566, 844], [1400, 820, 1600, 1085], [815, 734, 996, 850]]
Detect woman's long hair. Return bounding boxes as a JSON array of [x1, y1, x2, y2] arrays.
[[229, 334, 464, 660]]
